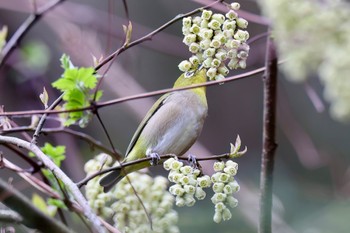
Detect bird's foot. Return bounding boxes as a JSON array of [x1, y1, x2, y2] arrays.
[[146, 150, 161, 166], [188, 154, 198, 169]]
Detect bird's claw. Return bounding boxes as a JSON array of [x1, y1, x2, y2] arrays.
[[188, 154, 198, 169], [148, 152, 160, 166]]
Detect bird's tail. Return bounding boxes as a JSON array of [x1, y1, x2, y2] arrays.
[[99, 169, 124, 192]]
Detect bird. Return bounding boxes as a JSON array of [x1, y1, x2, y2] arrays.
[[99, 67, 208, 192]]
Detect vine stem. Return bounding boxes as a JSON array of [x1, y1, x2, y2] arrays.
[[259, 33, 278, 233]]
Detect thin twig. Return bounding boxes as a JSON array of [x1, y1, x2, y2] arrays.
[[0, 0, 66, 66], [259, 33, 278, 233], [0, 135, 106, 233], [0, 66, 266, 117]]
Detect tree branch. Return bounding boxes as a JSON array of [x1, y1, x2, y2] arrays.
[[0, 135, 106, 233], [0, 179, 74, 233], [259, 34, 278, 233]]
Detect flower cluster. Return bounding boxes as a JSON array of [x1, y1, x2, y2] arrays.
[[85, 154, 179, 233], [211, 161, 240, 223], [260, 0, 350, 121], [164, 154, 242, 223], [179, 2, 250, 81], [164, 158, 211, 207]]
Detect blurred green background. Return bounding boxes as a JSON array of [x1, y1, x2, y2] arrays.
[[1, 0, 350, 232]]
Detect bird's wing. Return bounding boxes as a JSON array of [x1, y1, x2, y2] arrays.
[[125, 92, 172, 156]]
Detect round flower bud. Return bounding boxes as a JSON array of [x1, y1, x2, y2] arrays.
[[197, 175, 211, 188], [183, 34, 196, 45], [223, 29, 234, 38], [195, 187, 206, 200], [215, 202, 226, 211], [222, 208, 232, 221], [189, 42, 200, 53], [226, 160, 238, 168], [203, 57, 213, 68], [226, 10, 238, 20], [199, 39, 211, 50], [172, 173, 184, 183], [212, 182, 225, 193], [226, 195, 238, 208], [201, 10, 213, 20], [178, 60, 192, 72], [192, 16, 201, 26], [234, 30, 249, 41], [227, 49, 237, 59], [223, 184, 233, 194], [237, 18, 248, 29], [192, 169, 201, 177], [228, 180, 240, 192], [208, 19, 221, 30], [170, 160, 183, 170], [163, 158, 175, 170], [189, 55, 200, 66], [237, 50, 249, 59], [223, 166, 237, 176], [213, 211, 222, 223], [200, 19, 209, 29], [184, 185, 196, 195], [190, 24, 200, 34], [215, 51, 227, 61], [182, 17, 192, 28], [229, 39, 241, 49], [211, 13, 225, 24], [201, 29, 213, 39], [213, 161, 225, 172], [175, 196, 185, 207], [218, 65, 229, 76], [211, 58, 221, 68], [180, 165, 192, 175], [223, 21, 236, 31], [238, 60, 247, 69], [230, 2, 240, 11], [182, 27, 190, 36], [180, 175, 190, 185], [210, 39, 221, 49], [219, 173, 230, 182], [211, 193, 227, 204], [184, 194, 196, 207], [206, 67, 217, 79], [228, 58, 239, 69], [215, 73, 225, 82]]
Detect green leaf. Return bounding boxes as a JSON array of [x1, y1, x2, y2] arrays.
[[41, 143, 66, 167], [60, 54, 74, 70], [32, 193, 49, 215], [47, 198, 67, 210], [78, 67, 97, 89]]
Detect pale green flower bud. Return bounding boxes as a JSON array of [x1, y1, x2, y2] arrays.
[[213, 182, 225, 193], [213, 210, 222, 223], [189, 42, 200, 53], [197, 175, 211, 188], [213, 161, 225, 172], [228, 58, 239, 69], [223, 184, 233, 194], [192, 168, 201, 177], [199, 39, 211, 50], [212, 13, 225, 24], [230, 2, 240, 11], [195, 187, 206, 200], [182, 17, 192, 28], [93, 199, 105, 209], [238, 60, 247, 69], [183, 34, 196, 45], [215, 51, 227, 61], [201, 10, 213, 21], [182, 27, 190, 36], [227, 49, 237, 59], [237, 50, 249, 59], [172, 173, 184, 183], [226, 195, 238, 208], [215, 202, 225, 211], [211, 193, 227, 204], [211, 172, 221, 183], [226, 160, 238, 168], [223, 21, 236, 31], [215, 74, 225, 82], [178, 60, 192, 72], [180, 165, 192, 175], [208, 19, 221, 30], [175, 196, 185, 207], [203, 57, 213, 68], [214, 33, 227, 44], [189, 55, 200, 66], [222, 208, 232, 221], [228, 180, 240, 192], [192, 16, 201, 26], [169, 184, 185, 196], [184, 185, 196, 195], [226, 10, 238, 20], [211, 58, 221, 68], [223, 29, 234, 38], [170, 160, 183, 170], [234, 30, 249, 41], [190, 24, 200, 34], [210, 39, 221, 49], [218, 65, 229, 76], [223, 166, 237, 176], [184, 194, 196, 206], [237, 18, 248, 29], [219, 173, 230, 182], [200, 19, 209, 29], [229, 39, 241, 49], [200, 29, 213, 39], [206, 67, 217, 79], [102, 207, 114, 218], [180, 175, 190, 185]]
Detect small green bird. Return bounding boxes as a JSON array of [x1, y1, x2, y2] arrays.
[[99, 68, 208, 192]]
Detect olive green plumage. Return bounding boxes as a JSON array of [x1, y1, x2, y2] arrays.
[[99, 69, 208, 192]]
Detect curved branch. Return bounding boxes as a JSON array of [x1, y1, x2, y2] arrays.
[[0, 135, 106, 233]]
